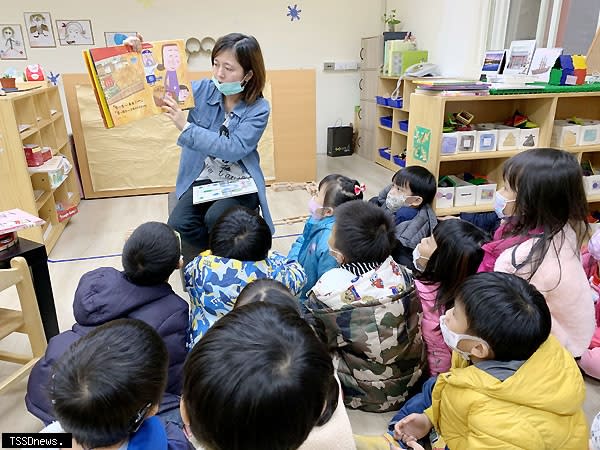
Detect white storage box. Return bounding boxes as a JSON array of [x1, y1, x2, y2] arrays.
[[447, 175, 477, 207], [496, 125, 519, 151], [475, 128, 498, 152], [456, 131, 476, 153], [584, 175, 600, 196], [440, 132, 459, 155], [518, 127, 539, 150], [435, 187, 455, 209], [475, 183, 497, 205], [578, 120, 600, 146], [551, 120, 580, 147]]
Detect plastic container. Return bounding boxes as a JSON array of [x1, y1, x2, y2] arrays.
[[379, 116, 393, 128], [388, 98, 403, 108], [398, 120, 409, 132], [378, 147, 391, 160], [375, 96, 388, 106], [393, 155, 406, 167]]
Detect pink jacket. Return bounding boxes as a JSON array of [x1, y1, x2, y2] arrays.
[[494, 225, 595, 357], [415, 280, 451, 376]]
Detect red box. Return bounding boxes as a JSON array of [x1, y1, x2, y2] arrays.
[[23, 144, 44, 167], [41, 146, 52, 162], [575, 69, 586, 85], [56, 204, 78, 222]]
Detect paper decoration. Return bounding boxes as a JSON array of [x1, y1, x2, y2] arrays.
[[287, 4, 302, 21]]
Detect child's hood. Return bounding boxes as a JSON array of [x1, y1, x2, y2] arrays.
[[444, 335, 585, 416], [73, 267, 175, 325]]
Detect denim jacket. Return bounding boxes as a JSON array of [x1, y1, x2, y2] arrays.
[[175, 78, 273, 233]]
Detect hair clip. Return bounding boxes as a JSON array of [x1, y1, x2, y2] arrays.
[[354, 184, 366, 195]]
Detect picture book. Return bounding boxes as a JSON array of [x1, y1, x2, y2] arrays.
[[505, 40, 536, 75], [0, 209, 45, 235], [193, 178, 259, 205], [528, 47, 563, 82], [83, 39, 194, 128]]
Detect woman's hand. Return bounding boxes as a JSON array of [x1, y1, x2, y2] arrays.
[[123, 33, 143, 52], [162, 95, 187, 131]]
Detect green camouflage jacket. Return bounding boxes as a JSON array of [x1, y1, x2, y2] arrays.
[[306, 256, 425, 412]]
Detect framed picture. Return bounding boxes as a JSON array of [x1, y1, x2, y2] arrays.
[[24, 12, 56, 48], [481, 50, 506, 75], [56, 19, 94, 46], [0, 24, 27, 60], [104, 32, 137, 47]]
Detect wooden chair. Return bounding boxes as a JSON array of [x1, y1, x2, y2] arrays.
[[0, 256, 47, 393]]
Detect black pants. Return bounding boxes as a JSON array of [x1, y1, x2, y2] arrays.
[[168, 181, 259, 264]]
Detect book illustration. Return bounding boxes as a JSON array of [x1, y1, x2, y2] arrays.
[[84, 39, 194, 128], [528, 48, 563, 82], [503, 133, 516, 147], [563, 131, 577, 146], [0, 209, 45, 234], [505, 40, 536, 75], [482, 50, 505, 74], [193, 178, 258, 205], [522, 134, 536, 147], [56, 20, 94, 46]]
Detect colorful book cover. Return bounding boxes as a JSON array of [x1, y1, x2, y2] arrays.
[[0, 209, 45, 234], [83, 39, 194, 128], [193, 179, 259, 205]]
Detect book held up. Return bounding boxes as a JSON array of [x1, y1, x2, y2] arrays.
[[84, 39, 194, 128]]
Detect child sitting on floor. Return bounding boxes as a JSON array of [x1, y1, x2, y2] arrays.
[[181, 302, 354, 450], [37, 319, 190, 450], [306, 201, 425, 413], [26, 222, 189, 426], [391, 272, 588, 449], [185, 206, 306, 346], [288, 174, 364, 300], [370, 166, 437, 269]]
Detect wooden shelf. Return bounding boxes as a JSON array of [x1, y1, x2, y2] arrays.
[[564, 145, 600, 154], [396, 129, 408, 137], [19, 127, 38, 139], [35, 191, 52, 210], [37, 118, 53, 130], [588, 194, 600, 203], [378, 124, 393, 132], [436, 204, 494, 216], [440, 149, 522, 161]]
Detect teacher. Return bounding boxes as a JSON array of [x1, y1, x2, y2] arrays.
[[128, 33, 273, 258]]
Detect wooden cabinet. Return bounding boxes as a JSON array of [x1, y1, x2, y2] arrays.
[[0, 85, 80, 251]]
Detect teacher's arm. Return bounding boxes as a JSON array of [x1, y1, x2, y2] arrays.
[[162, 94, 270, 162]]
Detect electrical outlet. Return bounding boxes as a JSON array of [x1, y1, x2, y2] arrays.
[[323, 62, 335, 71]]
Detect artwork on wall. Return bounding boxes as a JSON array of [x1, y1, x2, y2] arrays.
[[56, 20, 94, 46], [24, 12, 56, 48], [0, 24, 27, 60], [105, 32, 137, 46]]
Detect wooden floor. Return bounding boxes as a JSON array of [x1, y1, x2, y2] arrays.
[[0, 154, 598, 436]]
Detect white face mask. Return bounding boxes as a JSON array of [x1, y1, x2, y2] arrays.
[[494, 191, 515, 219], [439, 314, 489, 361], [385, 191, 406, 213], [412, 245, 429, 272]]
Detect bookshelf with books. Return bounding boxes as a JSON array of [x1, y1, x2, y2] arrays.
[[0, 85, 80, 251], [405, 90, 600, 215]]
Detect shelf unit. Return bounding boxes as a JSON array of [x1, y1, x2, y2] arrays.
[[374, 77, 419, 172], [0, 85, 80, 251], [405, 90, 600, 215]]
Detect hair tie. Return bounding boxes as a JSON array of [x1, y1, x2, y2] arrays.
[[354, 184, 366, 195]]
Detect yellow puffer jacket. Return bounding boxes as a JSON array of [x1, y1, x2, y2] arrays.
[[424, 336, 588, 449]]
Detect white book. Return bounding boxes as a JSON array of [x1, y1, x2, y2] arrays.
[[193, 178, 258, 205]]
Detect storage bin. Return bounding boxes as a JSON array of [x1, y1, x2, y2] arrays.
[[378, 147, 391, 160], [23, 144, 44, 167], [496, 125, 519, 151], [456, 131, 476, 152], [435, 187, 454, 209], [475, 183, 497, 205], [379, 116, 393, 128], [518, 127, 539, 149], [441, 132, 458, 155], [475, 129, 498, 152], [398, 120, 409, 132], [388, 98, 403, 108], [28, 155, 73, 190], [393, 154, 406, 167], [584, 175, 600, 196], [578, 120, 600, 146], [375, 96, 388, 106], [551, 120, 580, 147]]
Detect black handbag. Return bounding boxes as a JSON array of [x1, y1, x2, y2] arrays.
[[326, 125, 353, 157]]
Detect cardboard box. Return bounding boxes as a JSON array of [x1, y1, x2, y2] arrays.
[[475, 183, 497, 205], [475, 129, 498, 152], [496, 125, 519, 151], [584, 175, 600, 196], [518, 127, 539, 150], [551, 120, 580, 147], [456, 131, 476, 152], [435, 187, 455, 209], [447, 175, 477, 207], [578, 120, 600, 146], [441, 132, 458, 155]]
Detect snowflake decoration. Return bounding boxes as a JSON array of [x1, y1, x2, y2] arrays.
[[48, 71, 60, 86], [287, 4, 301, 21]]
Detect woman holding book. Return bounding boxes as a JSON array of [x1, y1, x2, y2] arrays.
[[126, 33, 272, 261]]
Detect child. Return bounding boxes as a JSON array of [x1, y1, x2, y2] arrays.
[[306, 201, 425, 412], [412, 219, 488, 376], [371, 166, 437, 269], [38, 319, 190, 450], [181, 302, 355, 450], [288, 174, 364, 300], [185, 206, 306, 346], [235, 278, 299, 311], [393, 272, 588, 449], [479, 148, 594, 357], [26, 222, 189, 425]]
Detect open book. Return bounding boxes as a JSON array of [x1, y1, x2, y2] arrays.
[[193, 179, 259, 205], [0, 209, 45, 235], [83, 39, 194, 128]]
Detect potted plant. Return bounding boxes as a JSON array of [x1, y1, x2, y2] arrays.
[[1, 71, 16, 89], [383, 9, 401, 32]]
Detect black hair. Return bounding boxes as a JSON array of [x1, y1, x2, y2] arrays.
[[51, 319, 168, 449], [122, 221, 181, 286], [418, 220, 489, 311], [501, 148, 589, 279], [457, 272, 551, 361], [209, 206, 272, 261], [333, 201, 395, 264], [182, 302, 338, 450], [392, 166, 437, 206], [319, 173, 363, 208], [235, 278, 297, 311]]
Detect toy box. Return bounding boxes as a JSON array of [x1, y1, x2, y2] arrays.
[[518, 127, 539, 149], [441, 132, 458, 155], [496, 125, 519, 151], [551, 120, 580, 147]]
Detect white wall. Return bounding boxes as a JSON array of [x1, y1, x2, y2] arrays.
[[386, 0, 491, 79], [0, 0, 384, 153]]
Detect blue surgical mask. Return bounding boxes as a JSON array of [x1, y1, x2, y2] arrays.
[[494, 191, 515, 219], [212, 75, 248, 96]]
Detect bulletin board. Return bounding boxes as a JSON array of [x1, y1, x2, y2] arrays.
[[63, 70, 316, 199]]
